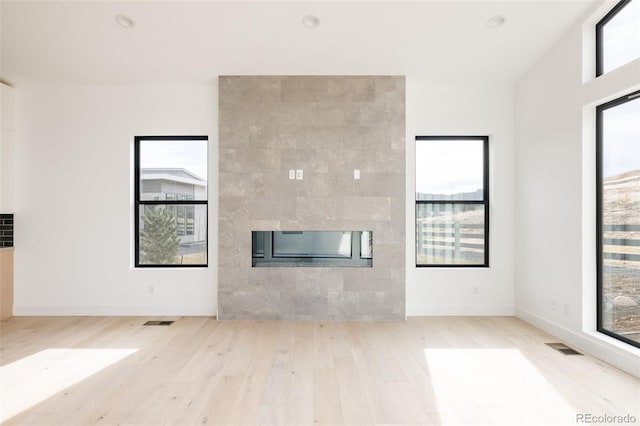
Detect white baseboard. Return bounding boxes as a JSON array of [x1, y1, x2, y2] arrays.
[[516, 306, 640, 378], [12, 305, 217, 317], [406, 304, 514, 316]]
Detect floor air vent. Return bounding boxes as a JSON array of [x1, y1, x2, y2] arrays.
[[545, 342, 583, 355], [143, 320, 175, 326]]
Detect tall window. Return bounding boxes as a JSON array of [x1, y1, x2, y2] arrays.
[[134, 136, 208, 267], [596, 0, 640, 76], [597, 90, 640, 348], [415, 136, 489, 267]]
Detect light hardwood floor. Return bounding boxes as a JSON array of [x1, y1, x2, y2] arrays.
[[1, 316, 638, 426]]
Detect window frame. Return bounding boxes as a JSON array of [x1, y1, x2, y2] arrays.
[[134, 135, 209, 268], [415, 135, 490, 268], [596, 0, 635, 77], [595, 90, 640, 348]]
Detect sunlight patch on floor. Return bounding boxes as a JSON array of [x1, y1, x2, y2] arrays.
[[424, 348, 577, 425], [0, 348, 137, 422]]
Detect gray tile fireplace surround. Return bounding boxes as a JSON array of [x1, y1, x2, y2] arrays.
[[218, 76, 405, 320]]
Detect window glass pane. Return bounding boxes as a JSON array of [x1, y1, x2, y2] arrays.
[[416, 139, 484, 201], [186, 206, 195, 236], [176, 206, 186, 236], [139, 139, 208, 201], [138, 204, 207, 265], [416, 204, 485, 265], [600, 94, 640, 345], [601, 0, 640, 74]]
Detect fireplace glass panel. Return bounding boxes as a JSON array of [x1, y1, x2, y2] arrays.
[[273, 231, 352, 258], [252, 231, 372, 267], [361, 231, 372, 259]]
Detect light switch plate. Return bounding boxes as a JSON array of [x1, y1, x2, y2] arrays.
[[289, 169, 296, 180], [296, 169, 304, 180], [354, 169, 360, 180]]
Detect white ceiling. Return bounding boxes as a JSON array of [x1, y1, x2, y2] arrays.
[[1, 0, 599, 86]]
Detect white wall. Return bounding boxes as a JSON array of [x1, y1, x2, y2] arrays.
[[406, 77, 516, 316], [11, 78, 515, 318], [515, 3, 640, 376], [12, 84, 217, 316], [1, 83, 15, 212]]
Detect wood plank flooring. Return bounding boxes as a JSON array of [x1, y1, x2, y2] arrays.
[[1, 316, 638, 426]]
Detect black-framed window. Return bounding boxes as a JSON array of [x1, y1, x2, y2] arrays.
[[134, 136, 208, 267], [596, 90, 640, 348], [415, 136, 489, 267], [596, 0, 640, 77]]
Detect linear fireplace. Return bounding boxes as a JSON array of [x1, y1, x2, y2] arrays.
[[252, 231, 372, 267]]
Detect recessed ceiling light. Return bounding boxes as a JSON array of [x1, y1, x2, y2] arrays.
[[301, 15, 320, 29], [486, 15, 506, 29], [115, 14, 136, 29]]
